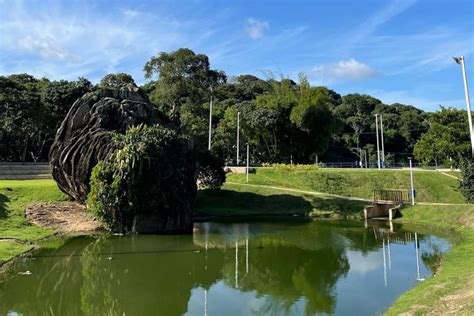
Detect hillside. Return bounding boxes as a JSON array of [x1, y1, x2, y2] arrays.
[[227, 168, 465, 204]]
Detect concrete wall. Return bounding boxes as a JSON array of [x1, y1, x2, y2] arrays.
[[364, 203, 401, 220], [0, 163, 51, 180], [224, 166, 256, 174]]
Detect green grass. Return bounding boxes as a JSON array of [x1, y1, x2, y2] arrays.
[[0, 242, 33, 262], [386, 204, 474, 315], [228, 168, 465, 203], [196, 183, 367, 218], [0, 179, 66, 263]]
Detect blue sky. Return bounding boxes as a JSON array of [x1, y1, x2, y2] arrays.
[[0, 0, 473, 112]]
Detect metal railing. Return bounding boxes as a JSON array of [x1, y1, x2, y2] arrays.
[[373, 189, 410, 204]]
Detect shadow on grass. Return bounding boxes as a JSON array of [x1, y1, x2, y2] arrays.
[[305, 195, 367, 217], [195, 189, 312, 217], [0, 193, 9, 219]]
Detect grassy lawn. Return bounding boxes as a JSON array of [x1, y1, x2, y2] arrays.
[[386, 204, 474, 315], [0, 180, 67, 263], [228, 168, 465, 203], [196, 183, 367, 218]]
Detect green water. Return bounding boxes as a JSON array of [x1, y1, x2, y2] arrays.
[[0, 220, 449, 315]]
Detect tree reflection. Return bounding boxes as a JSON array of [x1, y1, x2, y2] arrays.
[[0, 221, 445, 316]]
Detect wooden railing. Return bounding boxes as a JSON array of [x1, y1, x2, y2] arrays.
[[373, 189, 409, 204]]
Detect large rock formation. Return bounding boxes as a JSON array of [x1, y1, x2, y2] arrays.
[[49, 85, 165, 201], [49, 85, 196, 233]]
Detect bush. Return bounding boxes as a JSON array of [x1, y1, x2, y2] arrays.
[[197, 151, 225, 190], [87, 125, 197, 232], [459, 157, 474, 203], [262, 163, 319, 171]]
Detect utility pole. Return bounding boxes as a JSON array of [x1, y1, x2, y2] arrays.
[[408, 157, 415, 205], [453, 56, 474, 157], [236, 111, 240, 165], [208, 86, 213, 151], [246, 144, 249, 182], [375, 114, 381, 169], [380, 114, 385, 167]]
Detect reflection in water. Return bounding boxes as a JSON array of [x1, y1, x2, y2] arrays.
[[0, 221, 449, 316]]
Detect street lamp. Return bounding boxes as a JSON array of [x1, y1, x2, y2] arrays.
[[208, 85, 213, 151], [375, 114, 381, 169], [408, 157, 415, 205], [453, 56, 474, 157], [380, 114, 385, 166], [236, 111, 240, 165]]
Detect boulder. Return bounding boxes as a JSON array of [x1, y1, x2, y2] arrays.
[[49, 85, 168, 202]]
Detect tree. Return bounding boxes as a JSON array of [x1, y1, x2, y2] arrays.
[[290, 76, 341, 157], [459, 157, 474, 203], [0, 74, 48, 161], [333, 94, 381, 161], [41, 77, 93, 123], [143, 49, 226, 150], [99, 73, 136, 88], [414, 107, 470, 165], [143, 48, 226, 117]]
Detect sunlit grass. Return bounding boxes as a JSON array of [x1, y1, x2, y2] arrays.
[[227, 168, 465, 203]]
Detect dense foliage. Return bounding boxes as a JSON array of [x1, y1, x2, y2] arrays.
[[197, 151, 226, 190], [459, 157, 474, 203], [414, 107, 470, 166], [87, 125, 197, 231], [0, 74, 92, 161], [1, 48, 471, 165]]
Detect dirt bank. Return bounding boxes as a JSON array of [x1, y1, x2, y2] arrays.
[[26, 202, 103, 234]]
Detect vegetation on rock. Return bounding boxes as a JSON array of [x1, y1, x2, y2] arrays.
[[87, 125, 197, 232]]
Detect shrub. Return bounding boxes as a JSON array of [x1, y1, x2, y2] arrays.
[[459, 157, 474, 203], [266, 163, 319, 171], [198, 151, 225, 190], [87, 124, 197, 231]]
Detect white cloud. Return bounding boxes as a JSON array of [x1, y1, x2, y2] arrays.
[[0, 1, 189, 82], [309, 59, 379, 84], [245, 18, 269, 39], [346, 251, 382, 274], [17, 35, 80, 62], [346, 0, 417, 50]]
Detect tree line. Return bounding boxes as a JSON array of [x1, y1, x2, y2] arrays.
[[0, 48, 471, 166]]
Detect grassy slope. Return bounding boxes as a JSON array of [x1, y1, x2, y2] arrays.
[[228, 168, 465, 203], [0, 180, 67, 263], [196, 183, 367, 218], [387, 204, 474, 315]]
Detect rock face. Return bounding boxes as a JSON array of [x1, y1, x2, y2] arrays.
[[49, 85, 197, 233], [49, 85, 165, 202]]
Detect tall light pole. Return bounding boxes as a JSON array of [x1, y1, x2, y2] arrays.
[[208, 86, 213, 151], [408, 157, 415, 205], [236, 111, 240, 165], [246, 143, 249, 182], [375, 114, 381, 169], [380, 114, 385, 167], [453, 56, 474, 157]]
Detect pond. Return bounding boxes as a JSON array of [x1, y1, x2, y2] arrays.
[[0, 220, 449, 315]]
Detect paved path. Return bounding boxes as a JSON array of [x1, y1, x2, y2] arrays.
[[436, 170, 461, 180], [226, 182, 470, 206]]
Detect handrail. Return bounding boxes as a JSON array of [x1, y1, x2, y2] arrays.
[[373, 189, 409, 203]]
